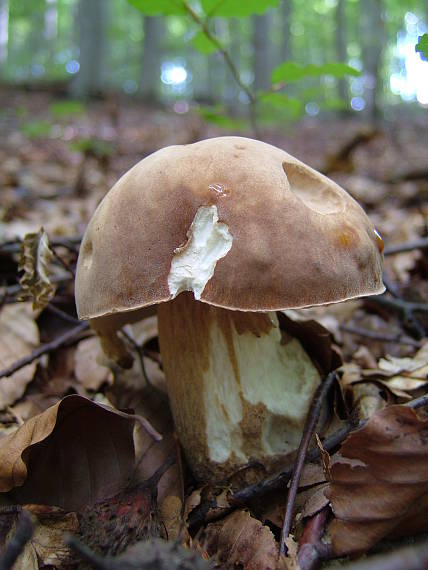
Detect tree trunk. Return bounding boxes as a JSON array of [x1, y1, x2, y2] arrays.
[[252, 11, 272, 92], [72, 0, 108, 98], [140, 15, 163, 102], [0, 0, 8, 65], [226, 18, 241, 113], [280, 0, 292, 63], [360, 0, 384, 120], [336, 0, 348, 109]]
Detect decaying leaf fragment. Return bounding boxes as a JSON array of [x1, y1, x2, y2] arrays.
[[0, 395, 137, 510], [0, 303, 39, 408], [326, 404, 428, 556], [18, 228, 56, 309], [202, 510, 279, 570]]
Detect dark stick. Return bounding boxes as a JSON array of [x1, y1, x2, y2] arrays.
[[384, 237, 428, 256], [279, 371, 338, 556], [0, 511, 34, 570], [339, 324, 421, 347], [0, 321, 89, 379]]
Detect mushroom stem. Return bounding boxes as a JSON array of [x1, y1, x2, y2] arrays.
[[157, 292, 321, 482]]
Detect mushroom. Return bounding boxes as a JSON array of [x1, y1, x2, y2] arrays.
[[75, 136, 384, 481]]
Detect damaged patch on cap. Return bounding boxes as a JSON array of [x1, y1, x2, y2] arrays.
[[168, 205, 233, 300]]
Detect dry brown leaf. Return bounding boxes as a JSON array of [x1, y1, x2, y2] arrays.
[[0, 303, 39, 408], [326, 404, 428, 556], [74, 336, 113, 391], [17, 228, 56, 309], [0, 506, 78, 570], [203, 510, 278, 570], [0, 395, 137, 510], [376, 344, 428, 392]]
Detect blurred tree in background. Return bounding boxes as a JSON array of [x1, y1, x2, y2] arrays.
[[0, 0, 427, 126]]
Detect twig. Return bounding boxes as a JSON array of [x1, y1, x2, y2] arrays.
[[187, 393, 428, 533], [0, 510, 34, 570], [339, 324, 421, 347], [0, 321, 89, 379], [183, 3, 259, 138], [366, 295, 427, 339], [339, 538, 428, 570], [279, 371, 338, 556], [0, 235, 82, 255], [297, 507, 330, 570], [384, 237, 428, 256], [45, 303, 80, 324]]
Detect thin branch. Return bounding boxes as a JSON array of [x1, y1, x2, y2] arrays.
[[187, 393, 428, 532], [0, 321, 89, 379], [384, 237, 428, 256], [279, 371, 338, 556], [339, 323, 421, 347], [183, 3, 259, 137]]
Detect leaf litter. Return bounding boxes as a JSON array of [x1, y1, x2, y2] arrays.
[[0, 90, 427, 568]]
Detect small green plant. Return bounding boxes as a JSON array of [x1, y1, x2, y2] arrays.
[[50, 100, 86, 118], [69, 137, 114, 159], [20, 120, 52, 139]]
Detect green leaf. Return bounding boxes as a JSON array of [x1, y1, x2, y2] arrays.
[[416, 34, 428, 61], [50, 100, 85, 118], [272, 61, 361, 84], [191, 31, 219, 54], [198, 106, 247, 129], [127, 0, 186, 16], [202, 0, 280, 18], [271, 62, 307, 83], [258, 92, 302, 114], [315, 62, 361, 78]]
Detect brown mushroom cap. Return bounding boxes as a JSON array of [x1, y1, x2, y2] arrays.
[[75, 136, 384, 321]]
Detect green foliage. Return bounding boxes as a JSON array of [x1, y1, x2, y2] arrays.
[[258, 92, 302, 116], [272, 61, 361, 84], [20, 120, 52, 139], [191, 31, 219, 54], [201, 0, 280, 18], [415, 34, 428, 61], [198, 106, 247, 129], [127, 0, 186, 15], [50, 100, 86, 118]]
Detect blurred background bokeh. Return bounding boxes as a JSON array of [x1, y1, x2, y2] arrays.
[[1, 0, 427, 121]]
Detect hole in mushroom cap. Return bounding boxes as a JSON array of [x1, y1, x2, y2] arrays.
[[283, 161, 343, 215]]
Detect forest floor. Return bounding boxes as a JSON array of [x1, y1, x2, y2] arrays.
[[0, 88, 427, 569]]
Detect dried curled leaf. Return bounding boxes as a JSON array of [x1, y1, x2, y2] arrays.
[[18, 228, 56, 309], [0, 395, 137, 510], [202, 510, 278, 570], [326, 404, 428, 556]]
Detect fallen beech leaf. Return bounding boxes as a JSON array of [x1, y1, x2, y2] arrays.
[[326, 404, 428, 556], [0, 395, 137, 510], [376, 344, 428, 392], [74, 337, 113, 391], [203, 510, 278, 570], [0, 303, 39, 408]]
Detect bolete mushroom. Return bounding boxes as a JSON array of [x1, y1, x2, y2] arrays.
[[75, 136, 384, 481]]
